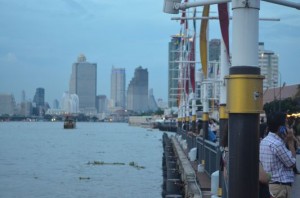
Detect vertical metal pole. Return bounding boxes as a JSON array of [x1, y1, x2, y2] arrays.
[[202, 82, 209, 140], [218, 38, 229, 198], [178, 105, 182, 134], [186, 97, 190, 131], [192, 96, 197, 133], [227, 1, 264, 198]]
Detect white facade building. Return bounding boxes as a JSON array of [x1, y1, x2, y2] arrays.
[[258, 42, 279, 90], [61, 92, 79, 114], [110, 67, 126, 110]]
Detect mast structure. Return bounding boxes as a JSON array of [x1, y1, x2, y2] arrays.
[[164, 0, 299, 198], [174, 3, 223, 134]]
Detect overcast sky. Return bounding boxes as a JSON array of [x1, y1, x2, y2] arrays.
[[0, 0, 299, 106]]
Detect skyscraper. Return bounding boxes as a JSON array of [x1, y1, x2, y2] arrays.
[[148, 89, 158, 112], [0, 94, 16, 115], [110, 67, 126, 110], [69, 54, 97, 114], [209, 39, 221, 61], [127, 66, 148, 113], [33, 87, 45, 107], [168, 35, 181, 108], [258, 42, 279, 90], [96, 95, 108, 113]]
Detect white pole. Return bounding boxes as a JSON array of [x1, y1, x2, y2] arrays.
[[203, 83, 209, 113], [219, 39, 229, 105], [232, 0, 259, 67]]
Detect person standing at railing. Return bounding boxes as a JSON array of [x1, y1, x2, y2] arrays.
[[209, 119, 219, 136], [260, 112, 296, 198], [220, 120, 273, 198]]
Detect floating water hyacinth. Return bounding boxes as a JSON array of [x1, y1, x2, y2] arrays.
[[129, 161, 145, 170], [79, 177, 90, 180], [86, 160, 145, 169], [87, 161, 125, 166]]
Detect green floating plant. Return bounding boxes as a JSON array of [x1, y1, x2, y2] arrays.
[[79, 176, 90, 180], [87, 161, 125, 166], [86, 160, 145, 169], [129, 161, 145, 170]]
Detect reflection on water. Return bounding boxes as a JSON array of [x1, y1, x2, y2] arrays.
[[0, 122, 163, 198]]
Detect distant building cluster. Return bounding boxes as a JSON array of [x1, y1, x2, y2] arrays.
[[0, 54, 162, 119], [0, 88, 48, 117], [1, 40, 282, 119]]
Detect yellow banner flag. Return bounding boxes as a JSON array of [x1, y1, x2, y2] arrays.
[[200, 5, 210, 79]]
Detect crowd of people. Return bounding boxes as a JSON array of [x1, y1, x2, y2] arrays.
[[219, 112, 299, 198], [186, 111, 299, 197]]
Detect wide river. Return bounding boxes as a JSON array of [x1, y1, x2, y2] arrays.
[[0, 122, 165, 198]]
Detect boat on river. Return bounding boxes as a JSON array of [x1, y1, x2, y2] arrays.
[[64, 116, 76, 129]]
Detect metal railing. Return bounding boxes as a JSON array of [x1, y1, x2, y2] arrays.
[[177, 129, 220, 177]]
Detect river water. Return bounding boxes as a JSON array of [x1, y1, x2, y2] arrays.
[[0, 122, 164, 198]]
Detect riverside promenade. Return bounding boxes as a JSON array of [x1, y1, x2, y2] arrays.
[[194, 164, 300, 198], [171, 133, 300, 198]]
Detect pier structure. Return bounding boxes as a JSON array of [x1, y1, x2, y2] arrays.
[[163, 0, 300, 197]]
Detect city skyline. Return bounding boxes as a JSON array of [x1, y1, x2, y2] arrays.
[[0, 1, 300, 104]]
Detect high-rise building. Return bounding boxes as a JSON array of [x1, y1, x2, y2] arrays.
[[127, 66, 148, 113], [110, 67, 126, 110], [33, 87, 46, 116], [258, 42, 279, 90], [96, 95, 108, 113], [21, 90, 26, 102], [168, 35, 181, 108], [0, 94, 16, 115], [148, 89, 158, 112], [33, 88, 45, 107], [209, 39, 221, 61], [61, 92, 79, 113], [69, 54, 97, 114], [53, 99, 59, 109]]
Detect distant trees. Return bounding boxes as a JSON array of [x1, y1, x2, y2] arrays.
[[263, 97, 300, 115]]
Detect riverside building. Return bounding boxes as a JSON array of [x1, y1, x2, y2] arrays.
[[127, 66, 149, 113], [69, 54, 97, 115], [110, 67, 126, 111]]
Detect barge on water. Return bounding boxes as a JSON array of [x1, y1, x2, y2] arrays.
[[64, 116, 76, 129]]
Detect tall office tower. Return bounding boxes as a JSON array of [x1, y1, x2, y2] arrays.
[[127, 66, 148, 113], [33, 88, 45, 107], [258, 42, 279, 90], [21, 90, 26, 102], [168, 35, 181, 108], [20, 101, 32, 116], [148, 89, 158, 112], [209, 39, 221, 61], [110, 66, 126, 110], [0, 94, 16, 115], [96, 95, 108, 113], [69, 54, 97, 114], [53, 99, 59, 109]]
